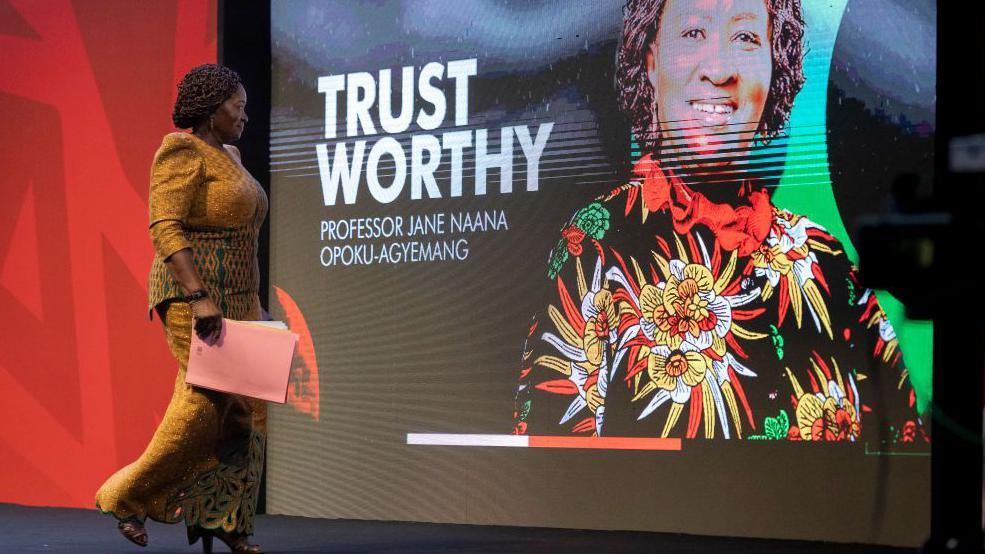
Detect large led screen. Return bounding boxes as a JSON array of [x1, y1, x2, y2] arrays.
[[266, 0, 933, 546]]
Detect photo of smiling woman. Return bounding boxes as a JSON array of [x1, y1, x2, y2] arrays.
[[511, 0, 926, 444]]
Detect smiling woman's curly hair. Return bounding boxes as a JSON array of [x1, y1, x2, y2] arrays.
[[171, 64, 242, 129], [617, 0, 806, 154]]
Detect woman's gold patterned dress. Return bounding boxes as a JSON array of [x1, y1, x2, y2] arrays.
[[95, 132, 268, 536]]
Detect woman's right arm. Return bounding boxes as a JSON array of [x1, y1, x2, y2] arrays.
[[148, 135, 223, 342]]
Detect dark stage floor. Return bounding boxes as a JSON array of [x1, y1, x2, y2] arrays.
[[0, 503, 916, 554]]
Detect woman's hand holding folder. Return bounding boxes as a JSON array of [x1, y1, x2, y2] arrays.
[[186, 318, 298, 402]]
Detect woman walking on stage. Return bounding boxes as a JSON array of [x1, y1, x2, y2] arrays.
[[96, 63, 266, 554]]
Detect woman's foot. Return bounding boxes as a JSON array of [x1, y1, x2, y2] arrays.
[[117, 517, 148, 547], [213, 528, 262, 553], [188, 525, 261, 554]]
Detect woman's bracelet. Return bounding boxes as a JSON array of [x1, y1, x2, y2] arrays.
[[184, 289, 209, 304]]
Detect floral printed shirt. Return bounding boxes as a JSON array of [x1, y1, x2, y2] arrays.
[[512, 156, 925, 445]]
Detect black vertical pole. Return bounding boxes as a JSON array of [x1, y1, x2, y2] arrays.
[[927, 1, 985, 552], [218, 0, 272, 515]]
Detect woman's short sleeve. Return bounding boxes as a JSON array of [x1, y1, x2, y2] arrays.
[[148, 134, 204, 260]]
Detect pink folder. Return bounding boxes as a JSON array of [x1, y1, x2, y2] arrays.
[[186, 318, 299, 403]]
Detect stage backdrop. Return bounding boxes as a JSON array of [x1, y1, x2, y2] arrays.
[[0, 0, 215, 508], [266, 0, 933, 546]]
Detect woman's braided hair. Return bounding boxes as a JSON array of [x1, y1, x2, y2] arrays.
[[171, 64, 242, 129], [617, 0, 806, 154]]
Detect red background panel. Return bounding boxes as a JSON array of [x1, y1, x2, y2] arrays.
[[0, 0, 216, 508]]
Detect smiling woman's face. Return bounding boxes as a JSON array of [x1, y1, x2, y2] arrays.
[[648, 0, 772, 168]]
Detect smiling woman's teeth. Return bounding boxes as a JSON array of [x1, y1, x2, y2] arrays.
[[691, 103, 734, 115]]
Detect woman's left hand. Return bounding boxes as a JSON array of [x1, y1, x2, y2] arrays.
[[191, 297, 223, 343]]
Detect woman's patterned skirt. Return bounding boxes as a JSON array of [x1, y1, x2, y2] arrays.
[[95, 296, 266, 536]]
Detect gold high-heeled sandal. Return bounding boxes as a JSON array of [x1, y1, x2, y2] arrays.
[[213, 527, 262, 553], [117, 517, 148, 547], [187, 525, 212, 553], [188, 525, 262, 553]]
